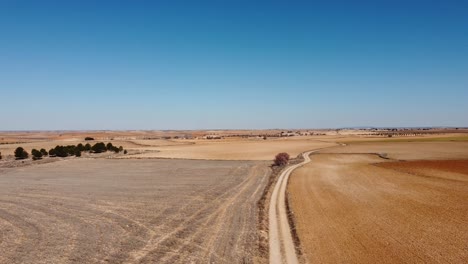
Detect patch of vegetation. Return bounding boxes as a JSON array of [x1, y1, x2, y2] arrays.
[[85, 137, 94, 141], [274, 152, 290, 166], [49, 148, 56, 157], [14, 147, 29, 160], [76, 143, 85, 152], [91, 142, 107, 153], [40, 148, 48, 156], [14, 142, 127, 161], [31, 149, 43, 160]]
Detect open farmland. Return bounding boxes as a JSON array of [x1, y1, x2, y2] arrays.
[[320, 141, 468, 160], [0, 158, 270, 263], [288, 153, 468, 263], [123, 138, 336, 160]]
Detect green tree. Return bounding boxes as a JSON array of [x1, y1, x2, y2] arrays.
[[124, 150, 128, 154], [77, 143, 85, 151], [49, 148, 56, 157], [91, 142, 107, 153], [111, 146, 120, 153], [40, 148, 48, 156], [66, 145, 76, 156], [54, 146, 68, 157], [106, 142, 114, 151], [14, 147, 29, 160], [84, 143, 91, 151], [31, 149, 43, 160], [74, 149, 82, 157]]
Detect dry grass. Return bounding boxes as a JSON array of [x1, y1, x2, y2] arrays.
[[123, 138, 336, 160], [0, 158, 270, 263]]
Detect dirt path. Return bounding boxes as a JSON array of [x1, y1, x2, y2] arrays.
[[269, 151, 315, 264], [0, 158, 270, 263]]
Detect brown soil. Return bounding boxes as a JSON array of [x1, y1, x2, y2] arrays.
[[0, 158, 270, 264], [378, 159, 468, 178], [288, 154, 468, 264], [320, 141, 468, 160]]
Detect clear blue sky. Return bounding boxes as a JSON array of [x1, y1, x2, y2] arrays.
[[1, 1, 467, 130]]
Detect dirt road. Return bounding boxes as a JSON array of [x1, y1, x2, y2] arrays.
[[0, 158, 270, 263], [269, 151, 315, 264]]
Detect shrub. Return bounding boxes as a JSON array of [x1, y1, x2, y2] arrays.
[[112, 146, 120, 153], [91, 142, 107, 153], [119, 146, 123, 152], [0, 151, 2, 160], [76, 143, 84, 151], [85, 137, 94, 141], [106, 142, 114, 151], [74, 149, 81, 157], [84, 143, 91, 151], [14, 147, 29, 160], [31, 149, 43, 160], [40, 148, 48, 156], [274, 152, 290, 166], [49, 148, 56, 157], [54, 145, 69, 157], [66, 145, 76, 156], [124, 150, 128, 154]]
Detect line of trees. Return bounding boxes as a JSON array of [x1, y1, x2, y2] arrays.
[[14, 142, 127, 160]]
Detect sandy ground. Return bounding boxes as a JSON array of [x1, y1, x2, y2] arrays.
[[0, 158, 270, 264], [288, 154, 468, 263], [123, 138, 336, 160]]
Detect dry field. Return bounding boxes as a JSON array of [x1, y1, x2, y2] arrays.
[[0, 158, 270, 263], [2, 130, 468, 264], [288, 153, 468, 263], [123, 138, 336, 160], [0, 131, 337, 161], [321, 141, 468, 160]]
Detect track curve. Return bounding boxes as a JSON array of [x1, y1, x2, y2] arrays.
[[269, 151, 315, 264]]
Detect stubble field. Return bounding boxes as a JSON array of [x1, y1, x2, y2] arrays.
[[0, 158, 270, 263]]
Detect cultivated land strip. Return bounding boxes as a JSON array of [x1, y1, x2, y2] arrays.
[[288, 154, 468, 263], [0, 159, 270, 263], [269, 151, 315, 264]]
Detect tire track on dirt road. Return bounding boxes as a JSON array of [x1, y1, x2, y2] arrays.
[[269, 151, 315, 264]]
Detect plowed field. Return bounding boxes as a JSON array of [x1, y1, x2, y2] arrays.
[[288, 154, 468, 263]]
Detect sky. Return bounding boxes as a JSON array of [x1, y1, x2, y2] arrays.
[[1, 0, 467, 130]]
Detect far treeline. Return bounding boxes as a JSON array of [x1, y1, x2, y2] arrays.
[[14, 142, 128, 160]]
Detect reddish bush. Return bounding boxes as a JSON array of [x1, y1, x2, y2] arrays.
[[274, 152, 290, 166]]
